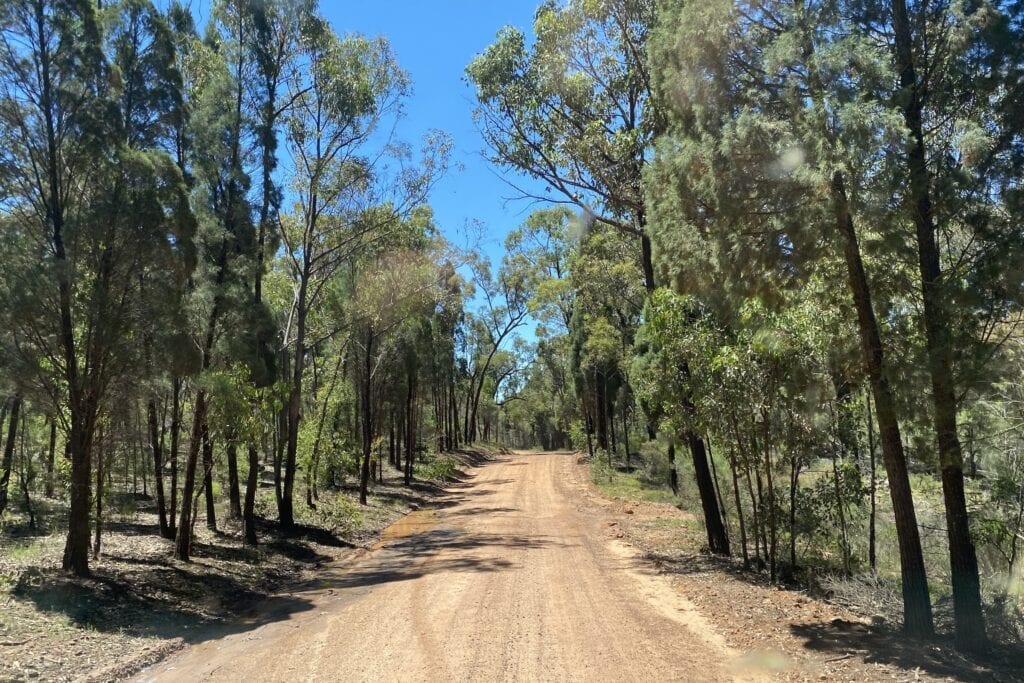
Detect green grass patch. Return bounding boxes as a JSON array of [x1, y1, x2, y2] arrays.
[[5, 539, 45, 563], [415, 453, 459, 482], [589, 456, 678, 505]]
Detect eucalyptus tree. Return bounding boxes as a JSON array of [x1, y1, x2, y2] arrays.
[[467, 0, 657, 290], [278, 18, 450, 528], [463, 252, 533, 443], [505, 207, 576, 333]]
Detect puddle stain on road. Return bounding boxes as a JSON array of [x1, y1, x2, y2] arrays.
[[371, 509, 440, 550]]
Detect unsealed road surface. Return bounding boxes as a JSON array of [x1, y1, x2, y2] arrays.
[[140, 452, 741, 682]]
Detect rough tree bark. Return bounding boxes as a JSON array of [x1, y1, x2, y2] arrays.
[[45, 415, 56, 498], [147, 399, 171, 538], [833, 171, 934, 637], [358, 327, 375, 505], [891, 0, 986, 651], [226, 432, 242, 520], [0, 396, 22, 516], [169, 378, 180, 537]]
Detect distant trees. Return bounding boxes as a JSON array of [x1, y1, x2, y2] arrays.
[[0, 0, 476, 579], [470, 0, 731, 557], [476, 0, 1024, 654]]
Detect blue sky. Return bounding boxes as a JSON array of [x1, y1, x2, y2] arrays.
[[186, 0, 546, 339], [320, 0, 548, 265]]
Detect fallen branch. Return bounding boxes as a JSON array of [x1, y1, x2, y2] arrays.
[[825, 654, 854, 663]]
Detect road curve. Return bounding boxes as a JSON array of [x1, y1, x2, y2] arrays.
[[139, 452, 736, 682]]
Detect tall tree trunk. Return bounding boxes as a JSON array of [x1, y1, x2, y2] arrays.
[[405, 370, 415, 486], [45, 415, 56, 498], [608, 387, 617, 455], [639, 232, 656, 294], [359, 327, 375, 505], [831, 444, 851, 575], [432, 385, 441, 454], [274, 394, 286, 513], [789, 458, 800, 572], [451, 377, 460, 450], [707, 439, 729, 538], [64, 415, 94, 576], [147, 399, 171, 538], [763, 431, 777, 581], [441, 383, 449, 452], [667, 442, 678, 494], [686, 428, 730, 555], [175, 390, 207, 561], [463, 380, 473, 444], [833, 170, 934, 637], [389, 419, 396, 468], [745, 462, 764, 568], [729, 446, 750, 569], [595, 372, 608, 450], [176, 267, 225, 560], [243, 443, 260, 546], [0, 396, 22, 516], [754, 462, 769, 571], [622, 399, 631, 470], [226, 435, 242, 519], [18, 410, 36, 530], [866, 388, 878, 572], [584, 409, 595, 460], [891, 0, 986, 650], [281, 275, 308, 531], [169, 378, 180, 537], [202, 426, 216, 532], [678, 356, 730, 556], [93, 424, 104, 559]]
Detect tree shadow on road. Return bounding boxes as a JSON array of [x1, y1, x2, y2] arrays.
[[449, 506, 519, 516], [789, 619, 1023, 682], [320, 527, 568, 590]]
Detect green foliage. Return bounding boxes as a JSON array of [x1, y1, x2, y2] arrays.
[[1, 0, 1022, 651], [467, 0, 654, 229], [314, 493, 362, 537], [416, 454, 458, 483]]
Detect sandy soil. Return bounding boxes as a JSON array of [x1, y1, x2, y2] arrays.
[[0, 466, 449, 683], [135, 452, 752, 681], [133, 452, 1012, 682]]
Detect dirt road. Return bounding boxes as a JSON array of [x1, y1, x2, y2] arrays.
[[137, 452, 745, 682]]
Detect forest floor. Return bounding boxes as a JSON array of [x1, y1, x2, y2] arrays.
[[583, 456, 1023, 681], [3, 450, 1020, 682], [0, 453, 479, 683]]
